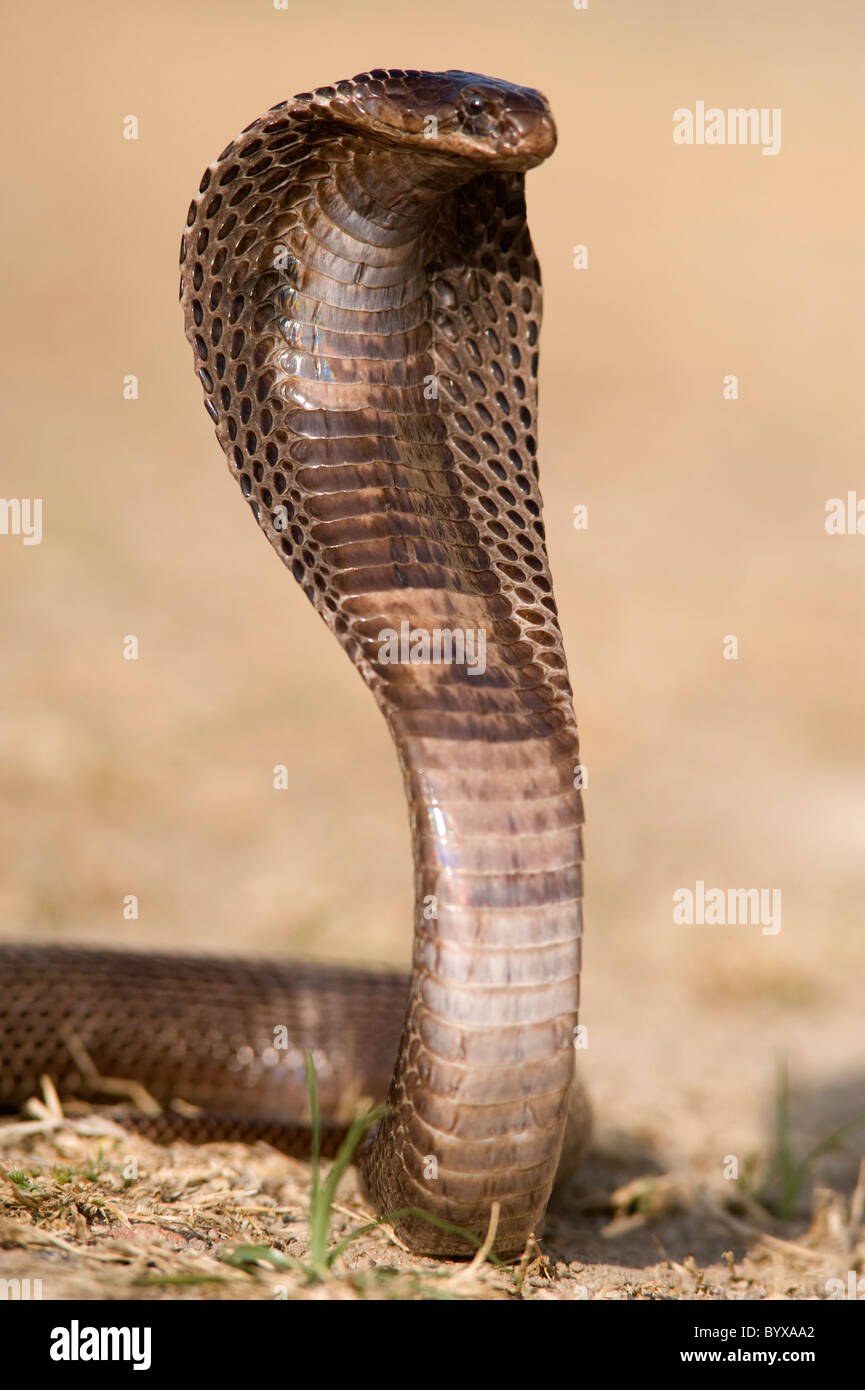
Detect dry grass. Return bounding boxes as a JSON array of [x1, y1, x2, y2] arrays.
[[0, 1071, 862, 1301]]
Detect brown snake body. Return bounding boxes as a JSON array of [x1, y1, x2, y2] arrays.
[[0, 70, 586, 1257]]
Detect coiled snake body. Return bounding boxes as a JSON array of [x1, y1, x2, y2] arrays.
[[0, 70, 586, 1257]]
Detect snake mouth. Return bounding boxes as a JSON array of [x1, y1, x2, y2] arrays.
[[437, 112, 557, 170], [345, 116, 557, 172]]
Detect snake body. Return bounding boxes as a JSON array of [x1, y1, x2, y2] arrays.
[[0, 71, 585, 1257]]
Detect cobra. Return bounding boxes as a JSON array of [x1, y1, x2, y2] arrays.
[[0, 69, 587, 1258]]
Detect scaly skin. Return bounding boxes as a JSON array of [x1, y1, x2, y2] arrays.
[[0, 71, 586, 1259]]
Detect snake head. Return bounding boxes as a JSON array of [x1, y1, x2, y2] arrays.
[[308, 68, 557, 171]]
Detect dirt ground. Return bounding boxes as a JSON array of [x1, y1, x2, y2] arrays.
[[1, 1088, 862, 1300], [1, 0, 863, 1300]]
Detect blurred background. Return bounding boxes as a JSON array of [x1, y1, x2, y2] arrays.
[[2, 0, 863, 1183]]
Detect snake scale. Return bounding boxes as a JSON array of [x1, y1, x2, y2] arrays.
[[0, 70, 587, 1257]]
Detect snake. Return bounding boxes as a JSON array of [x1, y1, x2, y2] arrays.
[[0, 69, 586, 1258]]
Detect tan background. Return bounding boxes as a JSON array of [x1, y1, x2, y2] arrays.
[[2, 0, 863, 1210]]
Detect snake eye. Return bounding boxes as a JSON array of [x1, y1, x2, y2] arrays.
[[465, 96, 486, 116]]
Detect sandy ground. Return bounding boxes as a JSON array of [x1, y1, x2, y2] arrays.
[[1, 0, 863, 1300]]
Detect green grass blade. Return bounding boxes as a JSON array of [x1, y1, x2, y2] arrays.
[[299, 1057, 505, 1280], [320, 1106, 385, 1215], [304, 1053, 387, 1277]]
